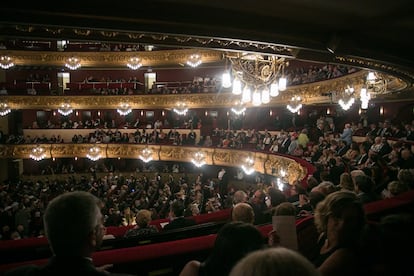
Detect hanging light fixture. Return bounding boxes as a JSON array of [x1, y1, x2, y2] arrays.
[[0, 102, 11, 116], [126, 57, 142, 70], [57, 103, 73, 116], [222, 53, 288, 105], [338, 85, 355, 111], [30, 145, 47, 161], [287, 96, 303, 113], [231, 101, 246, 115], [86, 146, 102, 161], [0, 55, 14, 69], [173, 102, 188, 115], [139, 147, 153, 163], [191, 151, 206, 168], [117, 103, 132, 115], [65, 57, 81, 70], [186, 54, 202, 68], [241, 156, 255, 175]]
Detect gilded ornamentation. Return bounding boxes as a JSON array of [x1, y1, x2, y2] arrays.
[[2, 144, 310, 183]]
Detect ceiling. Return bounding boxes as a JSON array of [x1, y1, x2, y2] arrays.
[[0, 0, 413, 95]]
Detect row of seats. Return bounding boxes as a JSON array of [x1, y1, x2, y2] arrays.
[[1, 191, 413, 274]]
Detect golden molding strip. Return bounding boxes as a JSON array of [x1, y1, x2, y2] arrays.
[[0, 144, 307, 184], [0, 49, 224, 68], [0, 71, 406, 109]]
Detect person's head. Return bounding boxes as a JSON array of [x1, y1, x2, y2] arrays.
[[135, 209, 153, 228], [44, 191, 105, 257], [314, 191, 366, 246], [229, 247, 320, 276], [387, 180, 409, 197], [232, 203, 255, 224], [267, 187, 287, 207], [233, 190, 249, 204], [204, 221, 264, 276], [169, 200, 185, 218], [339, 172, 354, 191], [354, 174, 374, 194], [272, 202, 296, 216]]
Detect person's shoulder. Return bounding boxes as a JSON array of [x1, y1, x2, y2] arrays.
[[179, 260, 201, 276]]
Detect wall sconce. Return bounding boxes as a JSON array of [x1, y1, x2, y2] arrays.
[[380, 106, 384, 115]]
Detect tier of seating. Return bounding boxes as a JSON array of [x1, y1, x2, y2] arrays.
[[1, 190, 413, 275]]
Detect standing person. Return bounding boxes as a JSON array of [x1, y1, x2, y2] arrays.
[[5, 191, 134, 276], [217, 168, 229, 199]]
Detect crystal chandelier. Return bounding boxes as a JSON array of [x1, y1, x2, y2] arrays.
[[186, 54, 202, 68], [173, 102, 188, 115], [0, 102, 11, 116], [65, 57, 81, 70], [127, 57, 142, 70], [139, 147, 153, 163], [241, 156, 255, 175], [222, 53, 288, 106], [287, 96, 303, 113], [57, 103, 73, 116], [191, 151, 206, 167], [0, 56, 14, 69], [338, 86, 355, 111], [231, 101, 246, 115], [117, 103, 132, 116], [359, 71, 386, 109], [30, 145, 47, 161], [86, 146, 102, 161]]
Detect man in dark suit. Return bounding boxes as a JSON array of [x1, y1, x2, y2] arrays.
[[163, 200, 196, 231], [5, 191, 133, 276]]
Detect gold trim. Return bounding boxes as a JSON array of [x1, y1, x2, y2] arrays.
[[0, 144, 308, 184]]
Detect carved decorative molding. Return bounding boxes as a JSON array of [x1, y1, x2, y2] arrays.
[[0, 71, 406, 109], [0, 144, 310, 184], [0, 49, 224, 68]]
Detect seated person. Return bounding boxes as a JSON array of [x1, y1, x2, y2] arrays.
[[5, 191, 134, 276], [163, 200, 196, 231], [124, 209, 158, 238]]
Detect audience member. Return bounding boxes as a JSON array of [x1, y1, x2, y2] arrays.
[[163, 200, 196, 231], [124, 209, 158, 238], [229, 247, 320, 276], [5, 191, 134, 276], [179, 221, 265, 276], [232, 203, 255, 224]]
